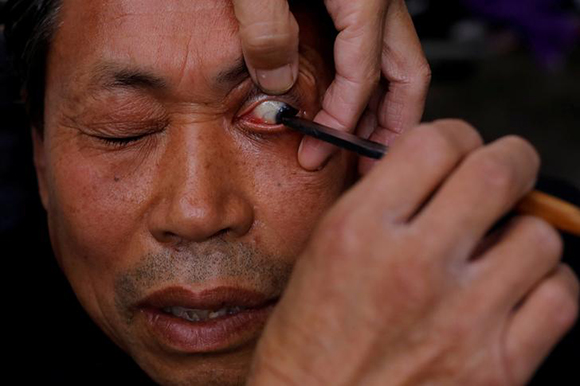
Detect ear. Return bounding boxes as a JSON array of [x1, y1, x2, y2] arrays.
[[32, 129, 50, 210]]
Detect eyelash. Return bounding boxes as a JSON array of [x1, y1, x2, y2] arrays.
[[87, 117, 170, 149], [97, 134, 148, 148]]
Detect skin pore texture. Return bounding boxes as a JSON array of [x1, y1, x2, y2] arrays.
[[34, 1, 355, 385]]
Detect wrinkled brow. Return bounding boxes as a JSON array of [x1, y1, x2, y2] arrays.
[[88, 59, 250, 92], [88, 63, 167, 91]]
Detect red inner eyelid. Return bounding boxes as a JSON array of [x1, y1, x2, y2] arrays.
[[239, 115, 286, 132]]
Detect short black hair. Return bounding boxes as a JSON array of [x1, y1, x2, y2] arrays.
[[2, 0, 62, 132]]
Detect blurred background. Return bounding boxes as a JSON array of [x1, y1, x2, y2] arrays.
[[412, 0, 580, 188]]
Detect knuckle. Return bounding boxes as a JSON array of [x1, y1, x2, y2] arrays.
[[545, 267, 580, 330], [406, 124, 459, 169], [431, 118, 472, 129], [564, 264, 580, 299], [348, 6, 381, 30], [242, 21, 298, 59], [499, 135, 541, 174], [346, 68, 381, 92], [406, 120, 482, 170], [466, 135, 541, 198], [559, 297, 580, 331], [469, 151, 517, 194], [432, 119, 484, 148], [500, 134, 535, 153], [408, 122, 452, 149], [244, 33, 295, 58], [524, 217, 563, 259], [413, 59, 433, 86], [420, 60, 433, 81]]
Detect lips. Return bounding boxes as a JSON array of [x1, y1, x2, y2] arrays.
[[136, 286, 277, 353]]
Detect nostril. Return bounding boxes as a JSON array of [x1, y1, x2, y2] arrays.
[[156, 228, 233, 247], [214, 229, 230, 238], [158, 231, 180, 245]]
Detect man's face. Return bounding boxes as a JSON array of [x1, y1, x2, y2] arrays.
[[35, 0, 354, 384]]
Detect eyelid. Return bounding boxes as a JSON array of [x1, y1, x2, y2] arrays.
[[97, 134, 147, 148], [237, 95, 298, 118], [237, 82, 303, 114], [83, 116, 169, 135], [84, 119, 168, 149]]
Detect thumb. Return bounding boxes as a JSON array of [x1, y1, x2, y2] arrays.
[[232, 0, 300, 95]]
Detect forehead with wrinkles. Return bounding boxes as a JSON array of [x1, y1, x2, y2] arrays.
[[47, 0, 242, 105]]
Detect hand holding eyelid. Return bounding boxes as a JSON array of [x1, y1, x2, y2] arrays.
[[277, 107, 580, 237]]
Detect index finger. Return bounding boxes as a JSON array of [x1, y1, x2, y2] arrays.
[[298, 0, 386, 170], [232, 0, 300, 94]]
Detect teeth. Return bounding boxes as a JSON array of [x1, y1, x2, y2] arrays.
[[208, 309, 228, 319], [165, 306, 246, 322], [185, 310, 201, 322]]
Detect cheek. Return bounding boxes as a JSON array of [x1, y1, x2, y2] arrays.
[[246, 148, 353, 260], [46, 143, 154, 274], [45, 124, 354, 284]]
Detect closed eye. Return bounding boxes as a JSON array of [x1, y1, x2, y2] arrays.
[[96, 134, 148, 148], [87, 119, 168, 149]]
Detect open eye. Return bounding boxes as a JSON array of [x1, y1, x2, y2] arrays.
[[243, 100, 298, 125]]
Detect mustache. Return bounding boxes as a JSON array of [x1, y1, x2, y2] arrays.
[[114, 239, 293, 321]]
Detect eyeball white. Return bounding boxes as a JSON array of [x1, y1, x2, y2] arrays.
[[252, 100, 287, 124]]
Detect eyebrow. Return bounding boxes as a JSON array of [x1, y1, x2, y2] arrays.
[[90, 59, 251, 93], [110, 68, 167, 89], [215, 58, 250, 86], [89, 63, 168, 91]]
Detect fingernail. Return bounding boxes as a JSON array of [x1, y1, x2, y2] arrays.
[[256, 64, 296, 95]]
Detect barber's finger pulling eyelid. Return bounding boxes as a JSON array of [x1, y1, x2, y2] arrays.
[[232, 0, 300, 94]]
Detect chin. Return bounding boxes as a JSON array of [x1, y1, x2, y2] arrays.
[[132, 339, 257, 386]]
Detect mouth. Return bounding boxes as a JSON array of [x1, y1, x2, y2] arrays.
[[136, 286, 278, 354], [162, 305, 250, 322]]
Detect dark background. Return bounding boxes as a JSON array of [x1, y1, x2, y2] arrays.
[[1, 1, 578, 384], [414, 0, 580, 188]]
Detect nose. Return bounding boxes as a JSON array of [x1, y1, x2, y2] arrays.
[[148, 127, 254, 245]]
